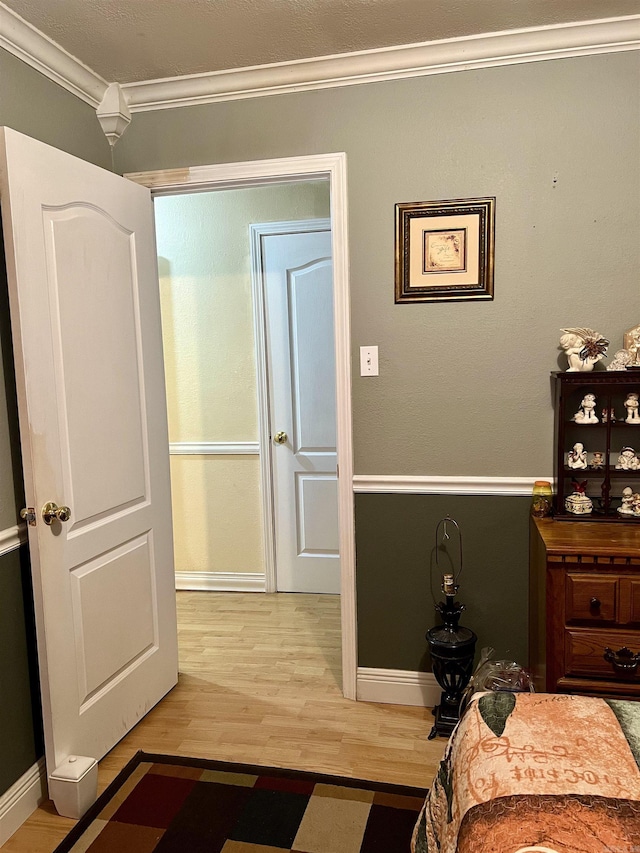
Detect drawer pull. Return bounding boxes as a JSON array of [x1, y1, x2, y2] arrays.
[[590, 597, 601, 609], [604, 646, 640, 674]]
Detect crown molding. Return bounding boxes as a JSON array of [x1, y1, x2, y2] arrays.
[[122, 16, 640, 113], [0, 2, 108, 108], [1, 7, 637, 125]]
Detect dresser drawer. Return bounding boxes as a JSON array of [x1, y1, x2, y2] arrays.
[[565, 574, 617, 623], [565, 628, 640, 680]]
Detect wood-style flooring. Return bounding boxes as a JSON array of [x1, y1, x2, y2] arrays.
[[2, 591, 445, 851]]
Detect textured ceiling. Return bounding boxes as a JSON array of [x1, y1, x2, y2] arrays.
[[3, 0, 640, 84]]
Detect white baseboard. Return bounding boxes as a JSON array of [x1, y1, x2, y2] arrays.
[[175, 571, 266, 592], [0, 759, 46, 846], [356, 667, 440, 707]]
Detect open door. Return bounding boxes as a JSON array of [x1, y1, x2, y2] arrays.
[[0, 128, 178, 814]]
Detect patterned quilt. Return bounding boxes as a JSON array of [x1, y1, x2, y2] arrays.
[[412, 692, 640, 853]]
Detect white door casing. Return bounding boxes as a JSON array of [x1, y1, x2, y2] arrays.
[[0, 128, 178, 797], [253, 222, 339, 594], [127, 154, 356, 698]]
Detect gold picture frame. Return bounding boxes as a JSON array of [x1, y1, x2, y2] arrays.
[[395, 197, 495, 303]]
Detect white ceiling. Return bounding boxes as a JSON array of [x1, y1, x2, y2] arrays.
[[3, 0, 639, 84]]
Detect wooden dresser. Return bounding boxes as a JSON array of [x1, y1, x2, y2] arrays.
[[529, 517, 640, 698]]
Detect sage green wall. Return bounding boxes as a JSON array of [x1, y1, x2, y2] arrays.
[[0, 547, 41, 794], [0, 47, 110, 797], [355, 493, 531, 670], [114, 52, 640, 479], [0, 49, 111, 170]]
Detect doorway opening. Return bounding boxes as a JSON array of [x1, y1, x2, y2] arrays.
[[128, 154, 356, 699]]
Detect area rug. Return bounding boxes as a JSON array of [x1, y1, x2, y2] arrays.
[[53, 751, 428, 853]]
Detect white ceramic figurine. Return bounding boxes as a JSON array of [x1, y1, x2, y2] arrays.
[[625, 392, 640, 423], [573, 393, 599, 423], [559, 328, 609, 372], [616, 447, 640, 470], [567, 442, 588, 469]]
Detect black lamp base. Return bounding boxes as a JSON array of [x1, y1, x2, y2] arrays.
[[428, 694, 462, 739], [426, 594, 477, 740]]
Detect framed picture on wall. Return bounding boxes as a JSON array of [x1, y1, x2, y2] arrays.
[[394, 197, 495, 303]]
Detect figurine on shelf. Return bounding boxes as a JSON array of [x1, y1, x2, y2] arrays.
[[591, 451, 605, 469], [567, 442, 588, 469], [565, 480, 593, 515], [559, 328, 609, 372], [625, 392, 640, 423], [616, 446, 640, 470], [607, 349, 633, 371], [601, 408, 616, 423], [623, 324, 640, 368], [573, 393, 599, 423], [618, 487, 638, 516]]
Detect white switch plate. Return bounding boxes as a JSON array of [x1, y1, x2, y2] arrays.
[[360, 346, 379, 376]]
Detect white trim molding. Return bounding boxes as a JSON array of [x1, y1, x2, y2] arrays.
[[169, 441, 259, 455], [0, 523, 27, 557], [357, 667, 440, 708], [121, 16, 640, 112], [175, 571, 266, 592], [0, 3, 108, 108], [0, 759, 46, 847], [353, 475, 554, 496], [129, 152, 356, 702]]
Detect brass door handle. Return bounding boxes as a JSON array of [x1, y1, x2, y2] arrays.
[[42, 502, 71, 526], [273, 431, 288, 445]]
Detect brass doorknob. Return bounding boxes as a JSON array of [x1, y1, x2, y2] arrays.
[[42, 502, 71, 526], [273, 431, 288, 445]]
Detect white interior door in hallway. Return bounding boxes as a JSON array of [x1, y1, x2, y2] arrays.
[[0, 127, 178, 816], [257, 221, 340, 594]]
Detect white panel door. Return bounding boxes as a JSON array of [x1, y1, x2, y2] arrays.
[[0, 128, 178, 799], [263, 227, 339, 593]]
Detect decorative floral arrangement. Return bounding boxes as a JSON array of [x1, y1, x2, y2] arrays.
[[559, 328, 609, 372]]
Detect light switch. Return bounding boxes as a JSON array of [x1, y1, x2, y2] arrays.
[[360, 346, 379, 376]]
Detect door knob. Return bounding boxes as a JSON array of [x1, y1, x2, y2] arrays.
[[273, 431, 288, 445], [42, 502, 71, 526]]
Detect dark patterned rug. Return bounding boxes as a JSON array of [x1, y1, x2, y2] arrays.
[[54, 751, 428, 853]]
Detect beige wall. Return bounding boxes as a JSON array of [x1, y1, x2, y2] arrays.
[[155, 184, 330, 575]]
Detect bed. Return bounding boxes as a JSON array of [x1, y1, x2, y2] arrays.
[[412, 692, 640, 853]]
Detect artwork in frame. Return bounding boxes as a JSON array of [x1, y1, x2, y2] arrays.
[[395, 197, 495, 303]]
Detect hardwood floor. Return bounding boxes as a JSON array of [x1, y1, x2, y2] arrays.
[[2, 592, 445, 851]]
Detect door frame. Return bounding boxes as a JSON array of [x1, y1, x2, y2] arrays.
[[126, 153, 356, 700], [249, 217, 332, 595]]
